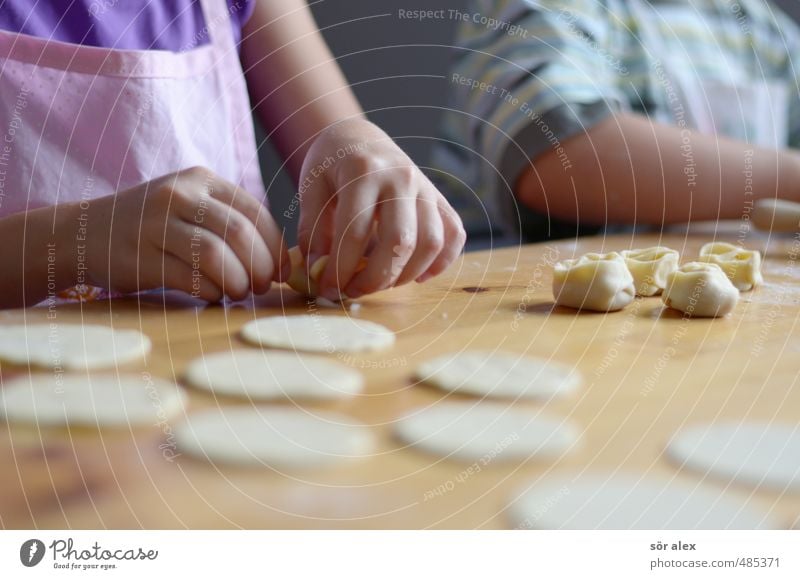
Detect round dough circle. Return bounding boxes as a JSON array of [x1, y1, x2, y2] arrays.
[[393, 402, 578, 462], [175, 407, 373, 467], [0, 324, 150, 370], [0, 373, 185, 427], [507, 474, 777, 529], [184, 350, 363, 400], [666, 422, 800, 491], [241, 315, 395, 353], [416, 351, 580, 400]]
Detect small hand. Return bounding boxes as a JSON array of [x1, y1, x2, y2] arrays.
[[297, 119, 466, 300]]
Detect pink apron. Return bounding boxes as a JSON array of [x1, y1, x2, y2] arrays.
[[0, 0, 264, 301]]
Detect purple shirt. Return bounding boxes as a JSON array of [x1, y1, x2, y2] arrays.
[[0, 0, 255, 51]]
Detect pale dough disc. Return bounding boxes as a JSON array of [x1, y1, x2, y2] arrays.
[[393, 401, 578, 462], [507, 474, 777, 529], [416, 351, 580, 400], [0, 373, 185, 427], [665, 422, 800, 492], [0, 324, 151, 370], [175, 407, 374, 467], [240, 315, 395, 353], [184, 350, 363, 400]]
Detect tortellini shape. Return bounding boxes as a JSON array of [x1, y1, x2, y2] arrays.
[[553, 252, 636, 312], [698, 242, 762, 291], [286, 246, 329, 297], [620, 246, 679, 296], [662, 262, 739, 318], [286, 246, 368, 298]]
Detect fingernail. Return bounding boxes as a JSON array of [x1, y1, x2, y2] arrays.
[[416, 272, 434, 283]]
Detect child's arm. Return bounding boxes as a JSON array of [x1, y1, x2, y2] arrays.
[[516, 113, 800, 226], [0, 167, 288, 309], [241, 1, 466, 302]]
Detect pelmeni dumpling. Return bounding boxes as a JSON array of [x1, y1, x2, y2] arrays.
[[698, 242, 762, 291], [662, 262, 739, 318], [286, 246, 329, 297], [286, 246, 367, 298], [552, 252, 635, 312], [620, 247, 679, 296]]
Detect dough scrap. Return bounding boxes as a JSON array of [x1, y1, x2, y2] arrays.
[[507, 474, 777, 529], [286, 246, 368, 298], [552, 252, 635, 312], [0, 324, 151, 370], [662, 262, 739, 317], [415, 351, 580, 400], [184, 350, 363, 400], [665, 422, 800, 492], [699, 241, 763, 291], [620, 247, 679, 296], [393, 401, 579, 462], [241, 315, 395, 353], [174, 407, 373, 467], [0, 373, 184, 427]]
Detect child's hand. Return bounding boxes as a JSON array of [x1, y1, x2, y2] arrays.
[[84, 167, 288, 301], [297, 119, 466, 300]]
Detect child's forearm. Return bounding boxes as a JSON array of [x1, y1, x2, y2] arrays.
[[516, 112, 800, 226], [0, 203, 80, 309], [241, 0, 364, 183]]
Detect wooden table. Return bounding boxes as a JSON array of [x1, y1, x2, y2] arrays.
[[2, 233, 799, 529]]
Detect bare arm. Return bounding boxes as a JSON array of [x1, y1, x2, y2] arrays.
[[240, 0, 363, 182], [516, 112, 800, 227], [0, 204, 80, 309]]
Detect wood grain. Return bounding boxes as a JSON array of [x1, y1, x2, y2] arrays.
[[1, 233, 799, 529]]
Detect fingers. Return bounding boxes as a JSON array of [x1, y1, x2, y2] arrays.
[[344, 191, 419, 297], [159, 252, 224, 302], [204, 177, 289, 285], [317, 179, 379, 300], [392, 194, 446, 286], [417, 200, 467, 281], [177, 193, 274, 295], [296, 176, 335, 265], [161, 219, 252, 301]]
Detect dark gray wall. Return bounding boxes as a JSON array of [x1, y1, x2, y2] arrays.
[[262, 0, 800, 241]]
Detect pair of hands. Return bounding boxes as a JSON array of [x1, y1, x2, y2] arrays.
[[83, 120, 466, 302]]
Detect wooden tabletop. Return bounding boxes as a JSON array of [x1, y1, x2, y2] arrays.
[[1, 232, 799, 529]]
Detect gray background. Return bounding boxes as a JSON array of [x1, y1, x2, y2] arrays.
[[261, 0, 800, 242]]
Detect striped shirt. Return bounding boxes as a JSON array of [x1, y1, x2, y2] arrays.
[[433, 0, 800, 239]]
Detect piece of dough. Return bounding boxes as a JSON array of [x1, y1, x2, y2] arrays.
[[393, 401, 578, 462], [620, 247, 679, 296], [286, 246, 368, 298], [174, 407, 373, 467], [752, 198, 800, 232], [507, 474, 777, 529], [552, 252, 635, 312], [286, 246, 329, 297], [662, 262, 739, 317], [0, 324, 151, 370], [241, 315, 395, 353], [184, 350, 363, 400], [415, 351, 580, 400], [665, 422, 800, 492], [0, 373, 184, 427], [699, 241, 763, 291]]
